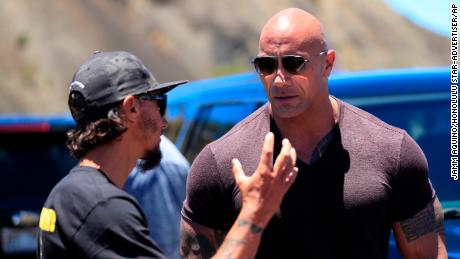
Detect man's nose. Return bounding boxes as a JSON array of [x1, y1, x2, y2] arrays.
[[273, 66, 288, 87]]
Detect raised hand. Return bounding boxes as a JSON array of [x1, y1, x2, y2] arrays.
[[208, 133, 298, 259], [232, 132, 298, 225]]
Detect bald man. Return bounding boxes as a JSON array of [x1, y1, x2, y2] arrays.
[[181, 8, 447, 259]]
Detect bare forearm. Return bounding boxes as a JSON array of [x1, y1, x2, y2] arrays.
[[212, 208, 269, 259]]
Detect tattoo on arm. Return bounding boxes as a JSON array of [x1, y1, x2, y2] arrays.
[[181, 229, 217, 258], [216, 220, 263, 259], [220, 239, 247, 259], [180, 221, 263, 258], [237, 220, 263, 234], [399, 198, 444, 242]]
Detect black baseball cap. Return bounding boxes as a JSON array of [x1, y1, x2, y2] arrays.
[[68, 51, 187, 124]]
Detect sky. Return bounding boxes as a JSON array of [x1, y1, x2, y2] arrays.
[[384, 0, 456, 37]]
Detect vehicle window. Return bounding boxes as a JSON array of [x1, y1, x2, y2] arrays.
[[183, 102, 261, 162], [165, 104, 186, 143], [359, 99, 457, 202], [0, 132, 77, 216]]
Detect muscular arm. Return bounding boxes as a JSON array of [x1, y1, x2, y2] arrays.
[[391, 132, 448, 258], [393, 197, 447, 259], [181, 133, 298, 259], [180, 219, 224, 258], [181, 214, 267, 259]]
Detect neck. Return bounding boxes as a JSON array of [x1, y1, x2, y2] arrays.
[[79, 140, 139, 188], [271, 96, 339, 162]]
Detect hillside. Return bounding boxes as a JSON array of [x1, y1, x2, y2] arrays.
[[0, 0, 449, 113]]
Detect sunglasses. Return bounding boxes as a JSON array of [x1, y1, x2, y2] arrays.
[[252, 51, 327, 76], [136, 93, 167, 116]]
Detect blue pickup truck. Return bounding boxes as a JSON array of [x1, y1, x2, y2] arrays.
[[0, 67, 458, 258], [165, 67, 460, 258]]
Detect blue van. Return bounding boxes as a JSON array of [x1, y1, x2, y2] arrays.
[[165, 67, 460, 258]]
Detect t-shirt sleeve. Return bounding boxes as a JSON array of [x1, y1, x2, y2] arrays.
[[390, 131, 435, 222], [71, 197, 166, 259], [182, 144, 234, 230]]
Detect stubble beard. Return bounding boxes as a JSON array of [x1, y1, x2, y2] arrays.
[[137, 108, 163, 172], [138, 145, 162, 172]]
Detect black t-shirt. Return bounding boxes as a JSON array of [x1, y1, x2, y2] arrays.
[[182, 101, 434, 259], [38, 166, 165, 259]]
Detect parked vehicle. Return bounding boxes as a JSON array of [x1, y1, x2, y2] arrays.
[[165, 67, 460, 258], [1, 67, 458, 258], [0, 115, 76, 258]]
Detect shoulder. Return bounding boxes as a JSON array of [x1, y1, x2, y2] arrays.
[[397, 132, 428, 178], [338, 99, 406, 150], [79, 196, 146, 229], [336, 98, 428, 173], [45, 166, 139, 222], [72, 197, 166, 258], [187, 104, 270, 195], [66, 193, 148, 243], [190, 104, 270, 181], [57, 166, 133, 199], [215, 103, 270, 145], [339, 99, 406, 138], [210, 104, 269, 168], [188, 145, 222, 186]]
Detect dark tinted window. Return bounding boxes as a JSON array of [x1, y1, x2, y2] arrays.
[[359, 98, 457, 202], [184, 103, 261, 162], [0, 132, 77, 217]]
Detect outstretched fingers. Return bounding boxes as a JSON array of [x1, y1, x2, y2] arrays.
[[273, 139, 295, 179], [231, 134, 299, 224], [285, 167, 298, 187], [237, 133, 298, 191], [290, 147, 297, 167], [285, 147, 298, 185], [232, 158, 245, 186], [257, 132, 275, 175]]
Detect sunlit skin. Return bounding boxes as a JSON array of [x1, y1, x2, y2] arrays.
[[137, 98, 168, 157], [258, 8, 337, 163], [130, 97, 167, 171], [79, 96, 167, 188]]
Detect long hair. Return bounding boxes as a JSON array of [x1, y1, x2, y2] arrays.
[[66, 106, 127, 159]]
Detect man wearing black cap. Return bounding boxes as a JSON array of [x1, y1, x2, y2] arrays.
[[37, 51, 298, 259]]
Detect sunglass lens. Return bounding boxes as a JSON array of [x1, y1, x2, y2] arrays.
[[254, 57, 277, 75], [283, 56, 306, 73], [158, 97, 167, 116]]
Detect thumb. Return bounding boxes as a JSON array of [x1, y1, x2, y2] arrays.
[[232, 158, 245, 185]]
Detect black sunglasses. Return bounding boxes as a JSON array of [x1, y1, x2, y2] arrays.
[[252, 51, 327, 76], [136, 93, 167, 116]]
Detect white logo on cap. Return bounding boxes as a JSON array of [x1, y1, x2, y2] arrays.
[[70, 81, 85, 89]]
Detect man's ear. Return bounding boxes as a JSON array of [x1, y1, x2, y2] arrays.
[[121, 96, 137, 122], [324, 49, 335, 77]]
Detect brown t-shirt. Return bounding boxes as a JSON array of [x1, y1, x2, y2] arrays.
[[182, 99, 434, 259]]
